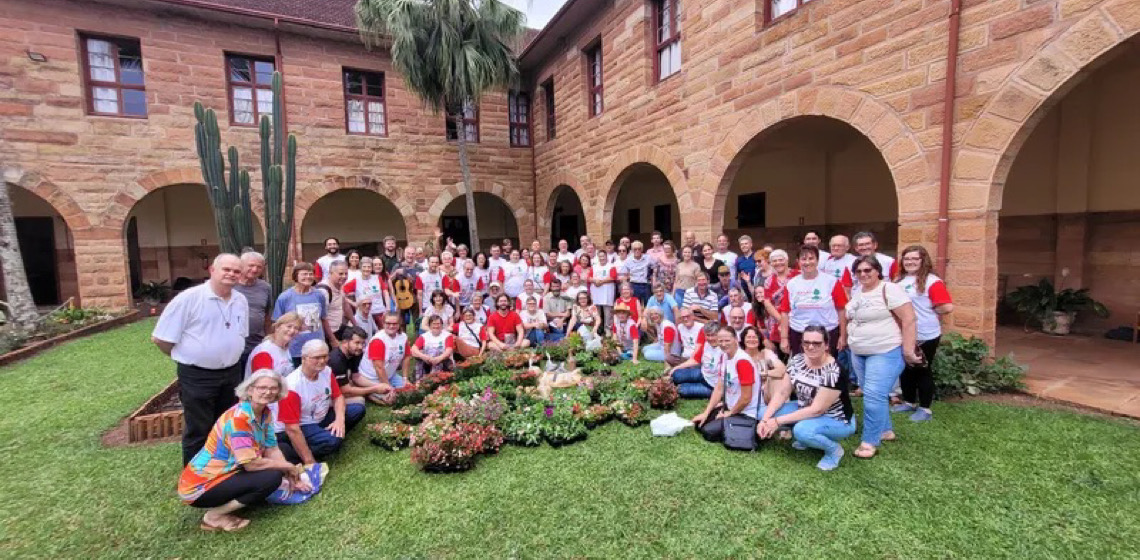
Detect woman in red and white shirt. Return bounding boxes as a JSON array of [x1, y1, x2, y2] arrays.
[[502, 250, 528, 299], [739, 325, 786, 407], [526, 252, 552, 294], [691, 325, 762, 442], [246, 312, 302, 380], [419, 289, 456, 332], [759, 249, 798, 354], [453, 307, 487, 359], [343, 257, 388, 315], [610, 302, 640, 363], [891, 245, 953, 422], [614, 282, 641, 324], [411, 315, 455, 378], [776, 245, 848, 357], [640, 307, 677, 363]]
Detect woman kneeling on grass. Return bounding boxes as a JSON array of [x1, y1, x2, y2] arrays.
[[757, 326, 856, 471], [178, 369, 314, 532], [692, 325, 767, 441]]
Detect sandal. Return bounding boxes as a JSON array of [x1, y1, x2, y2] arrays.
[[853, 444, 877, 459], [881, 431, 897, 442], [200, 515, 250, 533]]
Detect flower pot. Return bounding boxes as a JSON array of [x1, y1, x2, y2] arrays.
[[1042, 311, 1076, 335]]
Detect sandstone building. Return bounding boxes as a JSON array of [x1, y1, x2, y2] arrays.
[[2, 0, 1138, 345]]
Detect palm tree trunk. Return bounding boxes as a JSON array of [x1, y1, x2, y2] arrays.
[[456, 130, 481, 253], [0, 180, 40, 327]]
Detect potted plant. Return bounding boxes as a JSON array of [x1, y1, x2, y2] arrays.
[[135, 280, 170, 306], [367, 422, 414, 450], [1005, 277, 1109, 335]]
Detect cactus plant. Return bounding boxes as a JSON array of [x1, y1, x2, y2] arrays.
[[193, 71, 296, 300]]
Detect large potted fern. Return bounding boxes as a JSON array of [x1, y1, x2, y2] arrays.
[[1005, 277, 1109, 335]]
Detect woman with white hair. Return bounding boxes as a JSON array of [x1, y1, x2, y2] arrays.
[[245, 312, 301, 380], [178, 369, 315, 532], [759, 249, 798, 358], [275, 340, 366, 466]]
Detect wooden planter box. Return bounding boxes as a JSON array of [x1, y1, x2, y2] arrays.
[[0, 310, 141, 368], [128, 379, 184, 443]]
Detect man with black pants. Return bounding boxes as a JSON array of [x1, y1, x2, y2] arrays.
[[153, 253, 249, 465]]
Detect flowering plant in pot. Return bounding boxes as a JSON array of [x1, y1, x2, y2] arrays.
[[367, 422, 413, 450], [1005, 276, 1109, 335], [391, 385, 426, 408], [542, 408, 588, 447], [647, 377, 679, 410], [452, 387, 506, 426], [390, 405, 426, 425], [611, 399, 649, 427], [498, 408, 544, 447], [510, 368, 540, 387], [409, 417, 493, 473], [578, 404, 612, 429], [418, 371, 455, 393]]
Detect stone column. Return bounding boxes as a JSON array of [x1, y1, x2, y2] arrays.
[[73, 227, 132, 309]]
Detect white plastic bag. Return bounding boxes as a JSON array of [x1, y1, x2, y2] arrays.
[[650, 412, 693, 437]]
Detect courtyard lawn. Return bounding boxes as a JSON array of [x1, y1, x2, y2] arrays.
[[2, 320, 1139, 558]]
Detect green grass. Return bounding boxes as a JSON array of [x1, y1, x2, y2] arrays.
[[2, 319, 1139, 558]]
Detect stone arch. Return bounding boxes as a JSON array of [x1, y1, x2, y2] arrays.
[[294, 174, 415, 229], [2, 167, 92, 232], [425, 179, 535, 245], [537, 170, 588, 243], [704, 85, 932, 234], [597, 144, 689, 235], [953, 1, 1140, 213]]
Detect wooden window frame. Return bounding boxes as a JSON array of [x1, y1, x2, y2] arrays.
[[225, 53, 275, 127], [78, 33, 147, 118], [652, 0, 681, 83], [343, 68, 388, 137], [508, 90, 532, 147], [763, 0, 812, 26], [446, 100, 480, 143], [542, 78, 556, 141], [584, 41, 604, 117]]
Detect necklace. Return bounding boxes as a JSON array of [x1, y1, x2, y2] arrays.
[[214, 299, 233, 329]]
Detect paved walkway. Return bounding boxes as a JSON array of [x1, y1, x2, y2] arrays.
[[997, 327, 1140, 417]]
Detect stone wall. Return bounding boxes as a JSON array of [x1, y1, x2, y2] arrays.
[[0, 0, 534, 307]]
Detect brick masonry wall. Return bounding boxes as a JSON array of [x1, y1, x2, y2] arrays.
[[0, 0, 534, 308], [527, 0, 1140, 342]]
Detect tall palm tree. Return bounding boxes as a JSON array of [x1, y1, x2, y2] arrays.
[[356, 0, 525, 253], [0, 180, 39, 327]]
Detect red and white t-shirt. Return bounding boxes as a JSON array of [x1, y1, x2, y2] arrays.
[[359, 330, 410, 384], [244, 339, 292, 380], [276, 366, 341, 431], [502, 261, 528, 297], [820, 253, 856, 288], [344, 275, 385, 306], [456, 273, 481, 306], [587, 264, 619, 306], [875, 252, 900, 280], [777, 273, 849, 332], [515, 292, 543, 310], [676, 322, 706, 358], [414, 330, 455, 359], [314, 253, 345, 282], [896, 274, 952, 341], [416, 270, 445, 309], [690, 340, 724, 388], [722, 348, 762, 419], [657, 319, 679, 355], [453, 321, 487, 347], [527, 266, 551, 289], [611, 318, 640, 352], [720, 302, 755, 325]]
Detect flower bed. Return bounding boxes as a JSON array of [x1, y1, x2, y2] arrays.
[[0, 308, 139, 367], [366, 335, 669, 473]]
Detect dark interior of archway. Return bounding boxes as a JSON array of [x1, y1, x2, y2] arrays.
[[550, 186, 586, 250], [439, 192, 519, 251], [6, 184, 77, 306], [611, 163, 680, 244], [124, 184, 264, 292], [301, 189, 407, 262], [723, 115, 898, 253], [997, 40, 1140, 332]]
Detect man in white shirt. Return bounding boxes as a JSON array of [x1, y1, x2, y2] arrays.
[[152, 253, 249, 465], [556, 239, 576, 264], [820, 235, 857, 293], [712, 234, 738, 280], [319, 260, 354, 337], [853, 231, 899, 279], [314, 237, 344, 282]]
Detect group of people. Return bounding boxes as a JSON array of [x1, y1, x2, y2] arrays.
[[156, 228, 952, 530]]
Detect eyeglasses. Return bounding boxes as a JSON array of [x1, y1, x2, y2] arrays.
[[802, 340, 825, 348], [855, 268, 876, 275], [305, 354, 330, 360], [251, 385, 279, 393]]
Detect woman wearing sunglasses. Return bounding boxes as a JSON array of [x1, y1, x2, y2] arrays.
[[757, 325, 854, 471], [844, 254, 920, 459]]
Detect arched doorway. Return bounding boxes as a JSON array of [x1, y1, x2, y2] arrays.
[[124, 183, 263, 294], [998, 39, 1140, 335], [549, 185, 586, 250], [301, 189, 407, 262], [720, 116, 898, 253], [609, 163, 679, 244], [4, 185, 77, 306], [439, 192, 519, 251]]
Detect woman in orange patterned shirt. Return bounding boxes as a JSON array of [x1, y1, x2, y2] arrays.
[[177, 369, 312, 532]]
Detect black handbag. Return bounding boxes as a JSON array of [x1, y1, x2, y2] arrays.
[[721, 365, 764, 451]]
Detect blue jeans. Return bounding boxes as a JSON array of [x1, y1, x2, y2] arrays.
[[671, 367, 712, 399], [278, 404, 366, 462], [545, 328, 565, 344], [759, 401, 800, 420], [631, 282, 651, 305], [642, 342, 665, 362], [774, 403, 857, 452], [525, 328, 546, 347], [389, 373, 407, 389], [851, 346, 905, 446]]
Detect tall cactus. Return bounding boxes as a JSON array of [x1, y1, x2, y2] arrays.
[[193, 71, 296, 300]]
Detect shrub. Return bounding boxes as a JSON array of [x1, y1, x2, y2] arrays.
[[367, 422, 413, 450], [932, 333, 1026, 397]]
